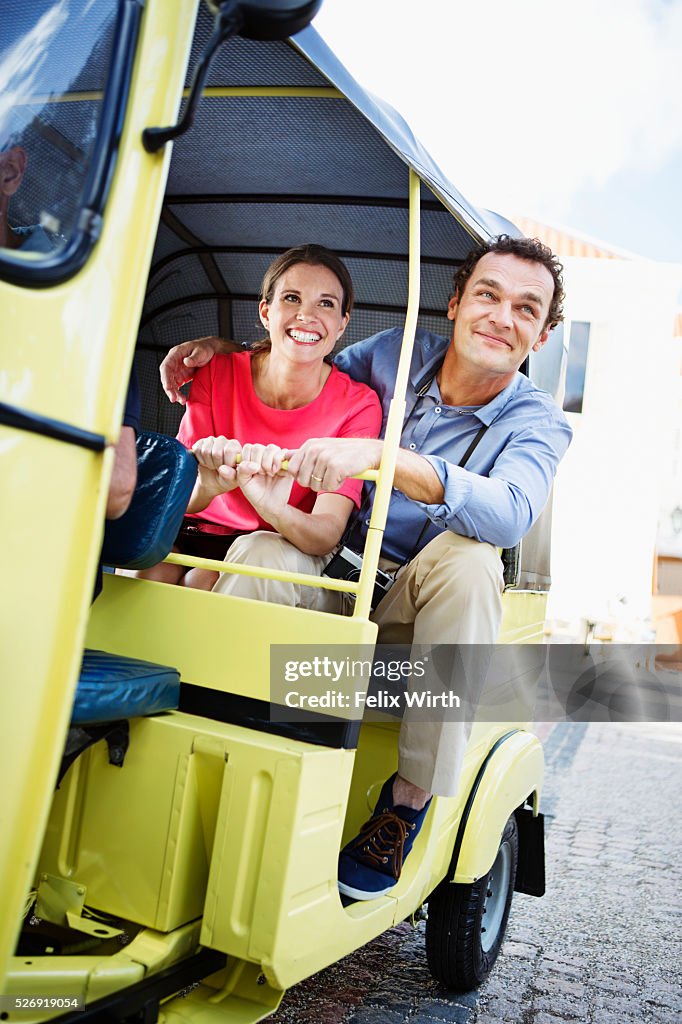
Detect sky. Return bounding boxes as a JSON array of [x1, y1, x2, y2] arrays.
[[314, 0, 682, 264]]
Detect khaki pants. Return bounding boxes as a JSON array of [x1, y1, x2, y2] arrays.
[[212, 530, 504, 796]]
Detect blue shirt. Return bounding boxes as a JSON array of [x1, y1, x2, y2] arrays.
[[13, 224, 56, 254], [334, 328, 573, 561]]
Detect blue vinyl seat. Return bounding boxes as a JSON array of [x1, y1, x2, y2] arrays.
[[61, 433, 196, 780]]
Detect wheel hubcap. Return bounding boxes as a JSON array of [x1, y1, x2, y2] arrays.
[[480, 840, 511, 953]]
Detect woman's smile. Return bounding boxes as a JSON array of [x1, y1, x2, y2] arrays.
[[260, 262, 349, 364], [287, 328, 323, 345]]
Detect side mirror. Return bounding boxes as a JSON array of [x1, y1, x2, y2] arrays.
[[143, 0, 323, 153], [205, 0, 323, 40]]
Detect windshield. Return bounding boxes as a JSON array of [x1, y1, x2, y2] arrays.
[[0, 0, 120, 263]]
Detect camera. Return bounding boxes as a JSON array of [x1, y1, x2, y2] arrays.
[[323, 546, 395, 611]]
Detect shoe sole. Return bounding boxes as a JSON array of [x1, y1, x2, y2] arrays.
[[338, 879, 397, 900]]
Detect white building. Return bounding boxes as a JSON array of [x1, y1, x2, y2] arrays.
[[516, 216, 682, 641]]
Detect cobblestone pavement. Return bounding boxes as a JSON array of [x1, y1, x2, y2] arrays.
[[267, 721, 682, 1024]]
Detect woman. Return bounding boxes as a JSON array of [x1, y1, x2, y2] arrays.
[[136, 244, 381, 592]]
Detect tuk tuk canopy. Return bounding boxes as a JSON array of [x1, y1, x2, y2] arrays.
[[136, 7, 516, 435]]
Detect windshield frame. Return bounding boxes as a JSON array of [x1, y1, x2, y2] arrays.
[[0, 0, 143, 289]]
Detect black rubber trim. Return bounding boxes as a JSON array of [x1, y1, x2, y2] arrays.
[[0, 0, 143, 289], [179, 683, 361, 749], [165, 192, 449, 211], [51, 948, 226, 1024], [449, 729, 520, 877], [0, 401, 106, 452]]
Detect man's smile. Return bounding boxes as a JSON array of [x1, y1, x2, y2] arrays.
[[475, 330, 513, 350]]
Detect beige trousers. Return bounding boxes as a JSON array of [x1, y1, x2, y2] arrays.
[[212, 530, 504, 797]]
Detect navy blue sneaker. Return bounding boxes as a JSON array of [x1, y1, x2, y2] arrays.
[[338, 774, 432, 900]]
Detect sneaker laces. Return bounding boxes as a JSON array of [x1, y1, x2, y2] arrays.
[[350, 810, 415, 880]]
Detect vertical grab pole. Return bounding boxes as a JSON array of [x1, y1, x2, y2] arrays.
[[354, 168, 421, 619]]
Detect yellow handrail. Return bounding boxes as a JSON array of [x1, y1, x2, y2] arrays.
[[163, 551, 359, 590], [352, 168, 421, 619]]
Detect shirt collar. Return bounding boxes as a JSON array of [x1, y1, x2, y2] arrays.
[[411, 349, 525, 426], [470, 373, 524, 425], [408, 333, 526, 425]]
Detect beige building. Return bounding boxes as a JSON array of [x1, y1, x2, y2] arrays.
[[516, 216, 682, 642]]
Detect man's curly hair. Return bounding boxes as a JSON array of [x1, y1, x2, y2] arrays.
[[453, 235, 565, 330]]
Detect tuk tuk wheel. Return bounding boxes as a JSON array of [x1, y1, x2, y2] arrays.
[[425, 814, 518, 991]]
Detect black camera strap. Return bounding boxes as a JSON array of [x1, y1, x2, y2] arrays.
[[402, 420, 488, 563]]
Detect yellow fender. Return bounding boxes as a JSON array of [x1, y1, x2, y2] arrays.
[[452, 730, 543, 884]]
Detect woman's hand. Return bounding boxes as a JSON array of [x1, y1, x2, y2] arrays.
[[238, 443, 354, 556], [186, 436, 242, 512], [237, 443, 294, 523]]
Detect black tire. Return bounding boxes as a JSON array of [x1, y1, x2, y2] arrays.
[[425, 814, 518, 991]]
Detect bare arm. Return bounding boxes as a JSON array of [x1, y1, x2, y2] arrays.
[[160, 336, 240, 404], [185, 436, 241, 513], [106, 425, 137, 519], [245, 483, 353, 556]]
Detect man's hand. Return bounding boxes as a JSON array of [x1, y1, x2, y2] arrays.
[[160, 336, 235, 404], [284, 437, 384, 492]]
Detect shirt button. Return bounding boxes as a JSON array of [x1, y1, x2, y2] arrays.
[[434, 407, 441, 414], [409, 443, 416, 450], [365, 519, 371, 526]]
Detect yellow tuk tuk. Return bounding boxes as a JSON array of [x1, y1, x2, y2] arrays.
[[0, 2, 553, 1020]]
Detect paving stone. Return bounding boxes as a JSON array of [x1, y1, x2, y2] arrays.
[[433, 988, 478, 1008], [347, 1009, 405, 1024], [647, 1010, 682, 1024], [591, 1010, 644, 1024], [532, 993, 591, 1019], [531, 975, 587, 998], [410, 1003, 471, 1024], [590, 977, 640, 997], [535, 962, 583, 981], [476, 994, 521, 1019], [645, 982, 682, 1010], [538, 953, 585, 969], [502, 940, 541, 958], [595, 993, 651, 1015]]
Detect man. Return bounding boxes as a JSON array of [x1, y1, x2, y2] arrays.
[[159, 234, 573, 899], [0, 143, 55, 253]]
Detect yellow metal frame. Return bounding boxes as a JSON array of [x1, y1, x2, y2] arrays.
[[0, 0, 201, 982]]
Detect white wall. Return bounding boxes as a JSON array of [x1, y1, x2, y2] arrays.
[[544, 256, 682, 635]]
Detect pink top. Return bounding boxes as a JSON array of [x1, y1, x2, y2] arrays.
[[177, 351, 382, 533]]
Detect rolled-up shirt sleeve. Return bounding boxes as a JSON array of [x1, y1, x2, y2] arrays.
[[419, 416, 573, 549]]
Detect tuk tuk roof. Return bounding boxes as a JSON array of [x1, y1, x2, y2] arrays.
[[139, 12, 519, 434]]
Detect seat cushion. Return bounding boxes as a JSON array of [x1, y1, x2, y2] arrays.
[[72, 649, 180, 725], [102, 432, 197, 570]]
